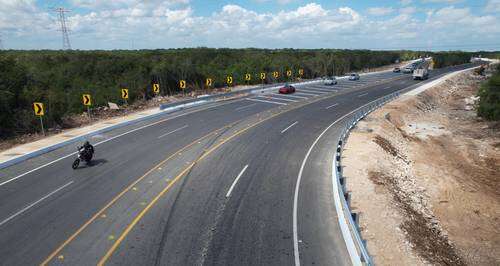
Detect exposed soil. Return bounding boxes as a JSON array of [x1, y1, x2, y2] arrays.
[[343, 66, 499, 265]]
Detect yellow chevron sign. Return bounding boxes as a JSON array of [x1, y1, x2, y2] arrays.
[[206, 78, 213, 87], [33, 102, 44, 116], [286, 70, 292, 77], [298, 69, 304, 76], [245, 73, 251, 81], [121, 89, 129, 99], [260, 72, 266, 80], [273, 71, 279, 78], [179, 80, 186, 89], [82, 94, 91, 106], [226, 76, 233, 85], [152, 83, 160, 94]]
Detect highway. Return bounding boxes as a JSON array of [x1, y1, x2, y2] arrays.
[[0, 64, 476, 265]]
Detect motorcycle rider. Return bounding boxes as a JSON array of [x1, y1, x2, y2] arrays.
[[79, 141, 94, 161]]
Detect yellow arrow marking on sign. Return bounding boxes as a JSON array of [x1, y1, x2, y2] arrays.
[[179, 80, 186, 89], [152, 83, 160, 93], [82, 94, 91, 106], [245, 73, 251, 81], [206, 78, 213, 87], [33, 102, 44, 116], [121, 89, 128, 99], [260, 73, 266, 80]]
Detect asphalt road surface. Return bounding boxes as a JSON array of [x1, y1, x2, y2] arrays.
[[0, 63, 477, 266]]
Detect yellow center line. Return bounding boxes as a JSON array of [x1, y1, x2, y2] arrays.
[[96, 103, 309, 265], [40, 120, 240, 266], [44, 76, 406, 265], [97, 77, 409, 265]]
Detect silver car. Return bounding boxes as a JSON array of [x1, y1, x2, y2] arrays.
[[403, 66, 413, 74], [348, 73, 360, 81], [324, 76, 337, 85]]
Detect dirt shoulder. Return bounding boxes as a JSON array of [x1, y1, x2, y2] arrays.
[[0, 87, 238, 153], [343, 68, 499, 265], [0, 60, 410, 153]]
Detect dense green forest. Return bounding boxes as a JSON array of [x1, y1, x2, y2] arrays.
[[0, 48, 495, 139], [477, 64, 500, 121]]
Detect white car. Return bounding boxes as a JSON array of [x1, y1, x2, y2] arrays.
[[348, 73, 360, 81], [324, 77, 337, 85], [403, 66, 414, 74]]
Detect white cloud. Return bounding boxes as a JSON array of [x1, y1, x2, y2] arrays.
[[70, 0, 189, 9], [0, 1, 499, 50], [400, 0, 413, 5], [421, 0, 463, 3], [367, 7, 395, 16], [485, 0, 500, 12], [0, 0, 53, 34], [400, 6, 417, 14]]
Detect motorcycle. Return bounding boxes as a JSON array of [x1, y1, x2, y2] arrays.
[[72, 146, 93, 169]]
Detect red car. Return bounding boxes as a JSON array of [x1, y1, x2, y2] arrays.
[[279, 84, 296, 94]]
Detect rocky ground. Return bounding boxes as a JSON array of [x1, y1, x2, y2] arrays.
[[343, 67, 499, 265]]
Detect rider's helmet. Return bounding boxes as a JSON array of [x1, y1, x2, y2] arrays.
[[84, 141, 90, 146]]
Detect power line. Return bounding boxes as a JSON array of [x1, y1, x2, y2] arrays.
[[53, 7, 72, 50]]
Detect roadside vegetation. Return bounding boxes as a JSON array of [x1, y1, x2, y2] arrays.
[[0, 48, 492, 140], [477, 64, 500, 120]]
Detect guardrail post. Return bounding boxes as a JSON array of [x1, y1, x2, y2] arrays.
[[344, 191, 351, 207], [351, 212, 360, 229], [339, 175, 346, 192]]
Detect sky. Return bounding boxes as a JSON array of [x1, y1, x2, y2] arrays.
[[0, 0, 499, 51]]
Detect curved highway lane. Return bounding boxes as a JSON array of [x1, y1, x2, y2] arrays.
[[0, 64, 477, 265]]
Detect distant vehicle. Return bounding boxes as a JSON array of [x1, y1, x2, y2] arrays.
[[324, 76, 337, 85], [279, 84, 296, 94], [413, 68, 429, 80], [403, 66, 414, 74], [393, 67, 401, 73], [348, 73, 360, 80]]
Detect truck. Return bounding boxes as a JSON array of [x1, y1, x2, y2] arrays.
[[413, 67, 429, 80]]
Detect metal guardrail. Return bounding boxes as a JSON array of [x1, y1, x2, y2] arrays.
[[334, 90, 402, 266]]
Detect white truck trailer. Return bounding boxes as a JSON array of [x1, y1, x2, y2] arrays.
[[413, 67, 429, 80]]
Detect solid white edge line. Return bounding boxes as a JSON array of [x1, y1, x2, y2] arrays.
[[325, 103, 338, 110], [293, 94, 393, 266], [225, 165, 249, 198], [0, 100, 243, 188], [157, 125, 188, 139], [281, 121, 299, 134], [0, 181, 74, 227]]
